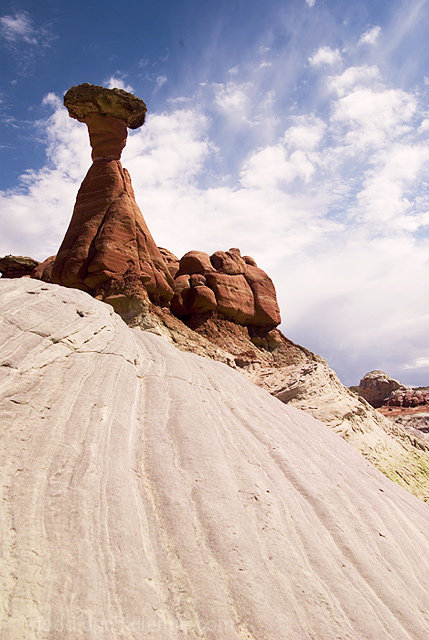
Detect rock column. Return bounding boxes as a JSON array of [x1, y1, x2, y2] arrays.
[[51, 83, 174, 305]]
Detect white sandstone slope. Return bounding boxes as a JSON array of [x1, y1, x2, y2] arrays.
[[1, 279, 429, 640]]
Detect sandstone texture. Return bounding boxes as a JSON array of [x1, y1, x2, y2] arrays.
[[355, 369, 408, 408], [1, 278, 429, 639], [0, 255, 39, 278], [51, 84, 173, 306], [158, 247, 180, 278], [171, 248, 281, 328], [31, 255, 56, 282], [138, 305, 429, 502]]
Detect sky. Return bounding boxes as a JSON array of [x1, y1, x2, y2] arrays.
[[0, 0, 428, 387]]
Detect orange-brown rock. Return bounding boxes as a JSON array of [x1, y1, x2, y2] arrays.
[[355, 371, 407, 409], [244, 264, 281, 327], [52, 84, 173, 305], [32, 255, 56, 282], [188, 285, 217, 314], [173, 247, 281, 328], [205, 272, 254, 323], [385, 387, 429, 408], [189, 273, 206, 287], [210, 250, 246, 275], [177, 251, 214, 275], [85, 113, 127, 161], [170, 274, 191, 317], [158, 247, 180, 278]]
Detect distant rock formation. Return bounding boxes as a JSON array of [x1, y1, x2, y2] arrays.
[[385, 387, 429, 407], [0, 255, 39, 278], [353, 370, 407, 408], [51, 83, 174, 306]]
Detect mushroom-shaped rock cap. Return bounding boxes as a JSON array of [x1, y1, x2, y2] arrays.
[[64, 83, 147, 129]]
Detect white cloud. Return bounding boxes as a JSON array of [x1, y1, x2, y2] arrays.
[[156, 74, 167, 88], [214, 81, 251, 112], [405, 357, 429, 370], [308, 46, 341, 67], [256, 61, 272, 70], [331, 87, 417, 149], [0, 12, 37, 44], [0, 11, 52, 52], [283, 115, 326, 150], [329, 65, 380, 96], [353, 143, 429, 230], [305, 0, 316, 7], [358, 25, 381, 46], [105, 75, 134, 92]]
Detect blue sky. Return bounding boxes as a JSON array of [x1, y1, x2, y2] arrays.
[[0, 0, 428, 386]]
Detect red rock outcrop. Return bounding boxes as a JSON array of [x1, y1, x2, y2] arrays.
[[171, 247, 281, 328], [51, 84, 173, 305], [385, 387, 429, 408], [32, 256, 56, 282], [205, 272, 255, 323], [158, 247, 180, 278], [244, 264, 281, 327], [177, 250, 214, 276], [354, 370, 407, 408]]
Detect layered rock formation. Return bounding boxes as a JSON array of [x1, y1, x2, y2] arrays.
[[353, 370, 408, 408], [51, 83, 174, 306], [171, 248, 281, 327], [386, 386, 429, 407], [2, 278, 429, 639]]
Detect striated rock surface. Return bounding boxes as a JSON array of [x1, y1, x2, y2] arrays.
[[158, 247, 180, 278], [248, 360, 429, 500], [355, 370, 408, 408], [51, 84, 173, 306], [1, 278, 429, 639], [0, 255, 39, 278], [137, 306, 429, 502], [244, 263, 281, 326]]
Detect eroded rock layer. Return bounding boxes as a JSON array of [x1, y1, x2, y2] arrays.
[[51, 161, 173, 303], [1, 278, 429, 639], [51, 84, 173, 305], [171, 248, 281, 328]]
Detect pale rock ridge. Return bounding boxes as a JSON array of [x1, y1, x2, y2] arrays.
[[1, 279, 429, 639], [247, 360, 429, 500]]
